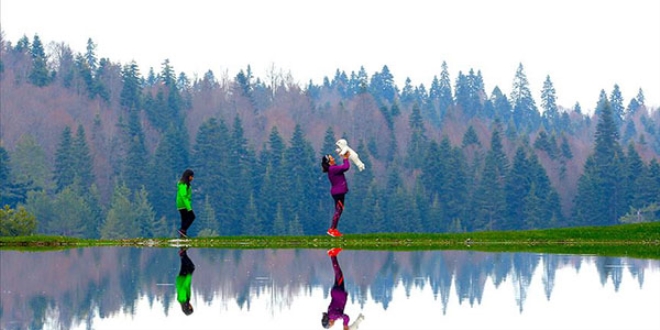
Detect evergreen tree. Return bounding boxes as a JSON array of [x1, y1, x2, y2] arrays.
[[383, 164, 410, 232], [101, 182, 134, 239], [631, 159, 660, 211], [197, 195, 219, 237], [120, 62, 143, 111], [443, 144, 468, 227], [284, 124, 318, 234], [258, 126, 287, 234], [510, 63, 540, 130], [473, 123, 508, 230], [609, 84, 625, 129], [148, 124, 190, 222], [400, 77, 415, 107], [24, 190, 50, 234], [9, 134, 51, 190], [134, 186, 156, 238], [540, 75, 559, 130], [0, 146, 29, 208], [407, 103, 427, 169], [50, 182, 93, 237], [421, 140, 443, 204], [72, 124, 95, 190], [505, 146, 530, 230], [594, 89, 609, 115], [526, 150, 561, 228], [624, 143, 644, 209], [54, 126, 75, 191], [491, 87, 512, 123], [242, 194, 264, 235], [347, 140, 373, 233], [438, 61, 453, 119], [573, 100, 625, 225], [229, 115, 258, 234], [454, 71, 470, 116], [28, 35, 51, 87], [121, 109, 149, 192], [192, 117, 231, 232], [369, 65, 396, 103]]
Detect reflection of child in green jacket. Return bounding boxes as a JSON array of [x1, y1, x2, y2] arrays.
[[176, 248, 195, 315]]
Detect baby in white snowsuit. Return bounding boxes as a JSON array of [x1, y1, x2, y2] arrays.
[[335, 139, 365, 171]]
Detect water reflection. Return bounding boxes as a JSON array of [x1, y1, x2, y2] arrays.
[[0, 248, 658, 330], [322, 248, 365, 330], [176, 248, 195, 316]]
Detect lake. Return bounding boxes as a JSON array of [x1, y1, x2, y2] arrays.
[[1, 247, 658, 330]]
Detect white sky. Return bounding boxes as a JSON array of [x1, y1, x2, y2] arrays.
[[2, 0, 659, 112]]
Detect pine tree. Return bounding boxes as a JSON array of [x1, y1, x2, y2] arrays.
[[540, 75, 559, 130], [609, 84, 625, 129], [624, 143, 644, 209], [284, 124, 318, 234], [101, 182, 133, 239], [505, 146, 530, 230], [192, 117, 231, 232], [473, 123, 508, 230], [229, 115, 258, 234], [511, 63, 540, 130], [573, 100, 625, 225], [148, 124, 190, 222], [54, 126, 75, 191], [120, 62, 143, 112], [407, 103, 427, 169], [197, 195, 219, 237], [491, 87, 512, 123], [258, 126, 287, 234], [134, 186, 156, 238], [122, 109, 149, 192], [438, 61, 453, 120], [73, 124, 95, 190], [28, 35, 51, 87], [50, 183, 93, 237]]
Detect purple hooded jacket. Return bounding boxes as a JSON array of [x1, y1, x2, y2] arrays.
[[328, 286, 350, 326], [328, 158, 350, 195]]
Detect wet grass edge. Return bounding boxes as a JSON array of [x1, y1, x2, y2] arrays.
[[1, 222, 659, 259]]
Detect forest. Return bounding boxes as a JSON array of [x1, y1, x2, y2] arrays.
[[1, 34, 659, 238]]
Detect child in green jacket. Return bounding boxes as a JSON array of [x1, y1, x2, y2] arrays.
[[176, 169, 195, 238]]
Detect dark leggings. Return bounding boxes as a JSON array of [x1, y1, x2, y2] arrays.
[[331, 256, 344, 289], [331, 194, 345, 230], [179, 209, 196, 232], [179, 251, 195, 276]]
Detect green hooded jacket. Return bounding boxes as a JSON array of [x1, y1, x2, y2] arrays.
[[176, 182, 192, 211]]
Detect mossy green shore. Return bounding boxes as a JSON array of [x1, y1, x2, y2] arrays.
[[2, 222, 659, 259]]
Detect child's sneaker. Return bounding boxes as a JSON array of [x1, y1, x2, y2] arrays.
[[327, 247, 342, 257]]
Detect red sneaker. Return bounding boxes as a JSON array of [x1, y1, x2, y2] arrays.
[[327, 247, 343, 257], [327, 229, 343, 237]]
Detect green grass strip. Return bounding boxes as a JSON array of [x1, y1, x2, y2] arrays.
[[1, 222, 659, 259]]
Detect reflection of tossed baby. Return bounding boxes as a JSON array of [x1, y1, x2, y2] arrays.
[[335, 139, 365, 171], [348, 313, 365, 330]]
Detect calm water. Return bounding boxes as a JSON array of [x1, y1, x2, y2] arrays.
[[1, 247, 658, 330]]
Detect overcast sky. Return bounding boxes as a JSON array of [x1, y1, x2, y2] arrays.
[[2, 0, 659, 112]]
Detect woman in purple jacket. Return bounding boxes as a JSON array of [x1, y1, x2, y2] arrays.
[[321, 152, 351, 237], [321, 247, 350, 329]]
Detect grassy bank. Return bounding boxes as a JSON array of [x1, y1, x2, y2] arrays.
[[2, 222, 659, 259]]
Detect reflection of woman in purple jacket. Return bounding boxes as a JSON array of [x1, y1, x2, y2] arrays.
[[321, 152, 351, 237], [321, 248, 350, 329]]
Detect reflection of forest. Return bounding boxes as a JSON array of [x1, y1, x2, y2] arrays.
[[0, 248, 655, 329]]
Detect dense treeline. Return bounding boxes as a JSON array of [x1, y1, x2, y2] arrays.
[[1, 34, 659, 238]]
